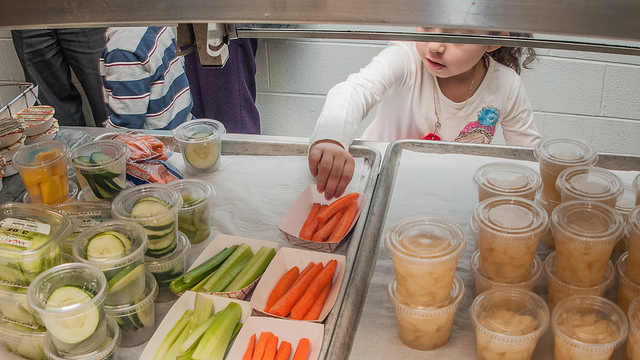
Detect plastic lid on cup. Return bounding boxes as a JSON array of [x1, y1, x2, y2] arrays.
[[632, 174, 640, 199], [173, 119, 226, 145], [473, 162, 541, 198], [12, 140, 68, 171], [534, 138, 598, 166], [144, 231, 191, 274], [168, 178, 215, 211], [615, 185, 636, 217], [385, 216, 466, 262], [550, 200, 624, 246], [473, 196, 548, 238], [629, 297, 640, 339], [69, 140, 130, 170], [628, 205, 640, 239], [111, 183, 183, 221], [555, 166, 624, 204], [0, 203, 73, 254], [73, 220, 148, 270]]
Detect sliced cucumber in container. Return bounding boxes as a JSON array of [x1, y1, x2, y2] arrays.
[[72, 151, 126, 201], [104, 261, 146, 306], [0, 321, 47, 360], [131, 196, 178, 256], [145, 231, 191, 302]]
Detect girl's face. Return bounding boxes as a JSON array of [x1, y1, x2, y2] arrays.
[[414, 27, 500, 79]]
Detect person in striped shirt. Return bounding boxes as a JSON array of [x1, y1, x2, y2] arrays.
[[100, 26, 194, 129]]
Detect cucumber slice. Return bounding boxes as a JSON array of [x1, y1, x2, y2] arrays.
[[89, 152, 122, 175], [44, 286, 100, 344], [184, 141, 219, 169], [86, 231, 130, 260], [131, 198, 170, 218], [108, 263, 145, 294], [72, 156, 93, 167]]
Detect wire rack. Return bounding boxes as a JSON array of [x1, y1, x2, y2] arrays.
[[0, 81, 39, 119]]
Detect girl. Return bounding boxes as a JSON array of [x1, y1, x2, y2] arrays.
[[309, 27, 541, 199]]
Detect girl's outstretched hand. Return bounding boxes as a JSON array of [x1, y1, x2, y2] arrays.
[[308, 140, 355, 200]]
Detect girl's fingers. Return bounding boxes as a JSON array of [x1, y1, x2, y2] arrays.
[[308, 146, 323, 177], [334, 156, 355, 198], [315, 152, 335, 194]]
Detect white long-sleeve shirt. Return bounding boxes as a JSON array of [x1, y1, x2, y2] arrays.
[[310, 41, 540, 148]]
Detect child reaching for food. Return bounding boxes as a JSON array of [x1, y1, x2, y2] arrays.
[[308, 27, 541, 199]]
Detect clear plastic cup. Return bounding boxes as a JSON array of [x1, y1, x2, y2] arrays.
[[144, 231, 190, 303], [615, 252, 640, 314], [112, 183, 182, 259], [104, 271, 158, 347], [385, 216, 466, 305], [534, 138, 598, 204], [472, 250, 543, 296], [69, 140, 129, 202], [474, 196, 548, 283], [544, 252, 615, 312], [551, 200, 624, 286], [0, 320, 47, 360], [43, 316, 121, 360], [626, 297, 640, 360], [73, 220, 148, 306], [173, 119, 226, 174], [0, 284, 42, 327], [552, 295, 628, 360], [626, 205, 640, 284], [469, 215, 479, 250], [54, 201, 113, 255], [613, 185, 636, 251], [23, 180, 78, 207], [388, 275, 465, 350], [535, 192, 561, 247], [556, 166, 624, 208], [633, 174, 640, 206], [168, 179, 215, 244], [473, 162, 542, 202], [470, 288, 550, 360], [0, 203, 73, 285], [27, 263, 109, 356], [13, 140, 70, 205]]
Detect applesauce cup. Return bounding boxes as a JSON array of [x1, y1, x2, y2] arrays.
[[474, 196, 548, 283], [551, 200, 624, 286], [615, 252, 640, 313], [535, 192, 561, 247], [626, 205, 640, 284], [544, 252, 614, 312], [472, 250, 543, 296], [470, 288, 550, 360], [385, 216, 466, 305], [552, 295, 628, 360], [13, 140, 70, 205], [626, 297, 640, 360], [555, 166, 624, 208], [613, 185, 636, 251], [168, 179, 215, 244], [173, 119, 226, 174], [469, 215, 479, 250], [69, 140, 129, 202], [388, 275, 465, 351], [473, 162, 541, 202], [534, 138, 598, 204]]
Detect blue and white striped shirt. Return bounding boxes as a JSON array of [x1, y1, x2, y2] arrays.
[[100, 27, 193, 130]]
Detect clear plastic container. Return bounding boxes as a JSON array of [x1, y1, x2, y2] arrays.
[[474, 196, 548, 283], [23, 180, 78, 207], [0, 203, 73, 285], [168, 179, 215, 244], [556, 166, 624, 207], [54, 201, 113, 255], [0, 284, 42, 327], [13, 140, 70, 205], [613, 185, 636, 251], [73, 220, 148, 306], [626, 297, 640, 360], [0, 320, 47, 360], [388, 275, 465, 351], [471, 250, 543, 296], [144, 231, 190, 303], [27, 263, 109, 356], [626, 205, 640, 284], [104, 271, 158, 347], [615, 252, 640, 314], [551, 200, 624, 286], [470, 288, 550, 360], [173, 119, 226, 174], [544, 252, 614, 312], [552, 295, 628, 360], [43, 316, 121, 360], [633, 174, 640, 206], [385, 216, 466, 305], [534, 138, 598, 203], [472, 162, 541, 202], [469, 215, 479, 251], [69, 140, 129, 202], [534, 192, 560, 247], [112, 183, 182, 259]]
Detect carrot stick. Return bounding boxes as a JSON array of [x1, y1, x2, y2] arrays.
[[274, 341, 292, 360], [326, 199, 358, 243], [303, 282, 332, 321], [290, 259, 338, 320], [252, 332, 273, 360], [262, 334, 279, 360], [292, 338, 311, 360], [299, 203, 321, 240], [265, 266, 300, 312], [312, 208, 345, 242], [269, 262, 324, 317], [241, 333, 256, 360], [316, 192, 359, 223]]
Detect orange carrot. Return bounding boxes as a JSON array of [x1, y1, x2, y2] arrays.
[[299, 203, 321, 240], [252, 332, 273, 360], [290, 260, 338, 320], [312, 208, 346, 242], [241, 333, 256, 360], [265, 266, 300, 312], [274, 341, 292, 360], [269, 262, 324, 317], [316, 192, 359, 223], [326, 199, 358, 243], [303, 282, 332, 321], [262, 334, 279, 360], [289, 262, 315, 290], [292, 338, 311, 360]]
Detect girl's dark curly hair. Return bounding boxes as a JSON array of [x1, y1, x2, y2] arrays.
[[488, 32, 537, 74]]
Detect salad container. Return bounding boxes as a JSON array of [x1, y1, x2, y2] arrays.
[[0, 320, 47, 360], [168, 179, 214, 244], [69, 140, 129, 202]]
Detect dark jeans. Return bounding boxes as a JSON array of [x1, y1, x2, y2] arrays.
[[12, 28, 108, 127]]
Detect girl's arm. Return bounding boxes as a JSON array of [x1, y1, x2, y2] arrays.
[[499, 76, 541, 146]]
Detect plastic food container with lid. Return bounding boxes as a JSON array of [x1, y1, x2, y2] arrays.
[[144, 231, 191, 302], [555, 166, 624, 207], [534, 192, 561, 247], [626, 297, 640, 360], [615, 252, 640, 314], [22, 179, 78, 206], [69, 140, 129, 202], [471, 250, 543, 296], [54, 201, 113, 255], [0, 284, 42, 327], [168, 178, 215, 244], [173, 118, 226, 174], [385, 216, 466, 305], [0, 203, 73, 285], [633, 174, 640, 206], [43, 315, 121, 360], [613, 185, 637, 251], [626, 205, 640, 284], [13, 140, 70, 205], [472, 162, 541, 202], [0, 320, 47, 360]]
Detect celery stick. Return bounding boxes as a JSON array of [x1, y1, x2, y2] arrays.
[[223, 246, 276, 291], [177, 346, 196, 360], [179, 315, 216, 353], [192, 293, 214, 326], [165, 321, 195, 359], [191, 303, 242, 360], [202, 244, 253, 292], [190, 270, 216, 292], [183, 246, 237, 284], [152, 309, 194, 360]]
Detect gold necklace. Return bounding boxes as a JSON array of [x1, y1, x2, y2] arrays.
[[433, 64, 477, 133]]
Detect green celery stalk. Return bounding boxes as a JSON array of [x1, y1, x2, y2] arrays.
[[176, 346, 196, 360], [202, 244, 254, 292], [223, 246, 276, 291], [183, 246, 237, 284], [165, 321, 195, 359], [192, 293, 214, 326], [179, 315, 216, 353], [152, 309, 194, 360], [191, 302, 242, 360], [190, 270, 217, 292]]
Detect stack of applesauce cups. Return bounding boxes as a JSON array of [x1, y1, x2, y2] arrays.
[[385, 216, 466, 350], [618, 204, 640, 314]]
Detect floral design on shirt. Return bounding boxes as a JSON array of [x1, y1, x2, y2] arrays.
[[455, 106, 500, 144]]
